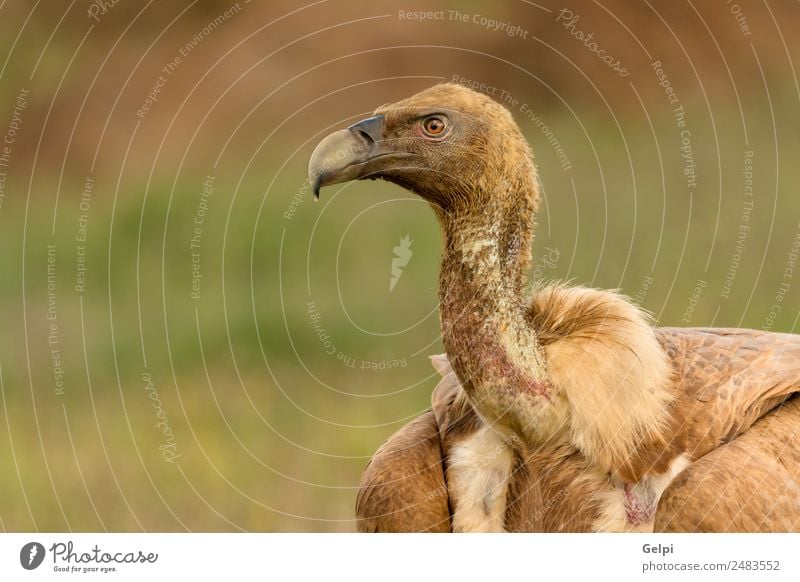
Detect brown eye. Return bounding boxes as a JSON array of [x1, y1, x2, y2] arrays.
[[422, 116, 447, 137]]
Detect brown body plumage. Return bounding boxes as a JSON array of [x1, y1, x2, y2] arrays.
[[357, 321, 800, 532], [308, 83, 800, 532]]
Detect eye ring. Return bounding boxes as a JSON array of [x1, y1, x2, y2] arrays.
[[421, 116, 447, 138]]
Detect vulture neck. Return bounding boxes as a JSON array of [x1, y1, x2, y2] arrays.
[[436, 183, 564, 441]]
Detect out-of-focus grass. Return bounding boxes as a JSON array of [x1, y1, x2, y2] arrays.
[[1, 97, 799, 531]]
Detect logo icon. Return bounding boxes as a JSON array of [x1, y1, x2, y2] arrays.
[[20, 542, 46, 570], [390, 235, 413, 292]]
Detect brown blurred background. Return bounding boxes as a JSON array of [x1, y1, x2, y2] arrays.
[[0, 0, 798, 531]]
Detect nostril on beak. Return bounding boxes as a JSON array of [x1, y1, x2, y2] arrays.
[[347, 114, 385, 147], [356, 129, 375, 145]]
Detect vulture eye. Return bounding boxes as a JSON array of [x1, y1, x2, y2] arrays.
[[421, 116, 447, 138]]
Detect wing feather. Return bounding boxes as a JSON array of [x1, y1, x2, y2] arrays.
[[658, 327, 800, 460], [655, 396, 800, 532], [355, 410, 451, 532]]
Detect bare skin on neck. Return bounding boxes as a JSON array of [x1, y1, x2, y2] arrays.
[[436, 186, 569, 445]]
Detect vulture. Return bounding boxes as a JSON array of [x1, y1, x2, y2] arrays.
[[308, 83, 800, 532]]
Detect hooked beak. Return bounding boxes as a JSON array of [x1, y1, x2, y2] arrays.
[[307, 115, 405, 199]]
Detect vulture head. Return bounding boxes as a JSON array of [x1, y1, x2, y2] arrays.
[[309, 83, 540, 224]]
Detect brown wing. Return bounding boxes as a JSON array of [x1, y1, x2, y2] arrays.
[[355, 410, 451, 532], [657, 327, 800, 460], [655, 396, 800, 532], [357, 328, 800, 532], [357, 395, 800, 532]]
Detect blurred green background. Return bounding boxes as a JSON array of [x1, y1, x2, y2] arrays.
[[0, 0, 798, 531]]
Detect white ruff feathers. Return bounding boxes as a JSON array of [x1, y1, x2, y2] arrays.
[[532, 285, 675, 478]]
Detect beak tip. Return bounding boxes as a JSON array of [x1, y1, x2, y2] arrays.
[[311, 175, 322, 200]]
